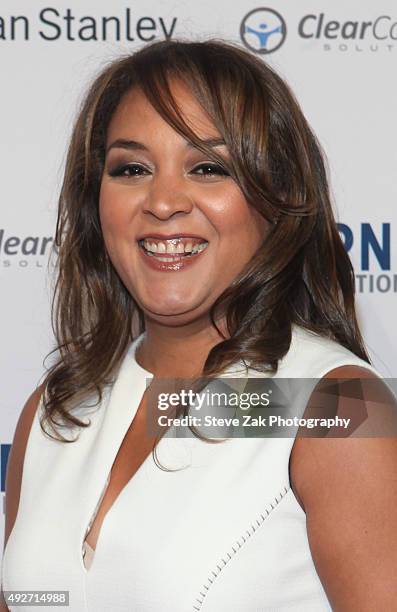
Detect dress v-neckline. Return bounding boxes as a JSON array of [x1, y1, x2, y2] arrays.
[[78, 332, 263, 575], [79, 332, 153, 575]]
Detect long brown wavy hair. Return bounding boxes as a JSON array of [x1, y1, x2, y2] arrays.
[[40, 37, 371, 443]]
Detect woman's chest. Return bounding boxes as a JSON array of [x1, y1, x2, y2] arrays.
[[2, 432, 331, 611]]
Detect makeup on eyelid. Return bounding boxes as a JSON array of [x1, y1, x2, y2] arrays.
[[107, 161, 230, 179]]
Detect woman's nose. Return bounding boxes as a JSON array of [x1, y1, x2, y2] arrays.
[[141, 174, 194, 220]]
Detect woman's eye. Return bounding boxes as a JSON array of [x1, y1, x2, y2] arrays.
[[108, 164, 149, 178], [191, 163, 229, 178], [107, 162, 229, 179]]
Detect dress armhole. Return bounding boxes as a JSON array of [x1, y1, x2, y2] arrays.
[[301, 362, 397, 438], [3, 384, 46, 552]]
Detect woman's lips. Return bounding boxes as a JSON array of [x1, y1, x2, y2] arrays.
[[137, 240, 209, 272]]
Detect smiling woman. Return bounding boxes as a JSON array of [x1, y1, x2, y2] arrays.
[[99, 80, 268, 318], [1, 38, 397, 612]]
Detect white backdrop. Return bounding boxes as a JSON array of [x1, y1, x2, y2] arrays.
[[1, 1, 396, 555]]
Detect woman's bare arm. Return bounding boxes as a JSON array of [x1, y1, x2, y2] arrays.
[[290, 366, 397, 611], [1, 385, 45, 612]]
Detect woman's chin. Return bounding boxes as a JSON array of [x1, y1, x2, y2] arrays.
[[140, 296, 209, 323]]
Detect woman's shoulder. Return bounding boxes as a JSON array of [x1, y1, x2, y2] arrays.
[[287, 328, 397, 605], [277, 324, 381, 379], [289, 376, 397, 607]]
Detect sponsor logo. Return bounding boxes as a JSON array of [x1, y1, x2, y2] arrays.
[[240, 8, 287, 54], [1, 444, 10, 515], [0, 229, 54, 268], [0, 8, 177, 42], [299, 13, 397, 53], [338, 222, 396, 293], [240, 8, 397, 53], [1, 444, 11, 494]]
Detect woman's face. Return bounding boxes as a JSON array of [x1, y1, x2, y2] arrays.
[[99, 79, 268, 326]]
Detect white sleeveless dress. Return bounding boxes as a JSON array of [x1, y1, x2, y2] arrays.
[[1, 324, 381, 611]]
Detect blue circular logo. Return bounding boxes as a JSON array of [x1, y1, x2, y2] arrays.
[[240, 8, 287, 54]]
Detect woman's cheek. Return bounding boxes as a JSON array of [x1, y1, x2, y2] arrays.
[[99, 185, 128, 230]]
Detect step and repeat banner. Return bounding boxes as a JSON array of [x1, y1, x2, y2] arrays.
[[1, 1, 396, 551]]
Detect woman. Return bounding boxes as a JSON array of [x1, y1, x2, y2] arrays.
[[1, 39, 396, 611]]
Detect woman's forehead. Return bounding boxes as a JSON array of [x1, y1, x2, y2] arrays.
[[106, 81, 221, 144]]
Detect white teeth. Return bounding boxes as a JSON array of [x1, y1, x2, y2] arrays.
[[153, 256, 175, 262], [141, 238, 209, 256], [166, 242, 179, 254]]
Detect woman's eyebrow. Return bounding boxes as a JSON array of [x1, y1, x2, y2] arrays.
[[186, 137, 226, 148], [106, 137, 226, 155], [106, 139, 147, 154]]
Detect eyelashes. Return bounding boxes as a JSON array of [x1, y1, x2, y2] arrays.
[[191, 162, 230, 178], [107, 163, 147, 178], [107, 162, 230, 179]]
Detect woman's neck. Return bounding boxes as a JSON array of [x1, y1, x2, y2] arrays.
[[135, 317, 227, 378]]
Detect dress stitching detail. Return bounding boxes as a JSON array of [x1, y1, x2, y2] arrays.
[[192, 484, 290, 611]]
